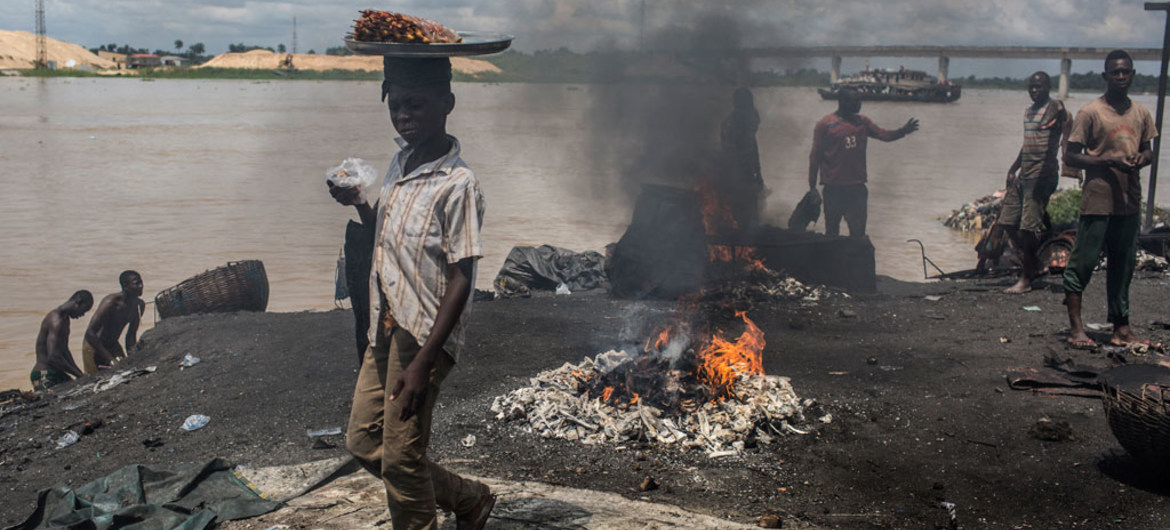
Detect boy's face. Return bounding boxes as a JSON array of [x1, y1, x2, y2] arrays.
[[385, 84, 454, 146], [1103, 58, 1134, 94], [1027, 76, 1050, 104]]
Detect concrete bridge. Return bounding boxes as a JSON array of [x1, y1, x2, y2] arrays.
[[742, 46, 1163, 99]]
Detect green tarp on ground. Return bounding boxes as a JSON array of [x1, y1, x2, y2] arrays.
[[5, 458, 281, 530]]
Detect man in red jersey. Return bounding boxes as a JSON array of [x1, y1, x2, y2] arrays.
[[808, 90, 919, 237]]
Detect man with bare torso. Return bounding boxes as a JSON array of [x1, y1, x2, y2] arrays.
[[32, 291, 93, 391], [83, 271, 145, 373]]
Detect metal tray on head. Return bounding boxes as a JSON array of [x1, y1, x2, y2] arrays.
[[344, 31, 513, 57]]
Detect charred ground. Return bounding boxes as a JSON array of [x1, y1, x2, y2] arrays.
[[3, 274, 1170, 529]]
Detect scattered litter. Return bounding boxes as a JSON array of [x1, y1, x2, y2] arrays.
[[79, 418, 103, 435], [1085, 323, 1112, 332], [639, 475, 659, 491], [56, 430, 79, 449], [939, 501, 958, 530], [181, 414, 211, 432], [306, 427, 343, 437], [91, 367, 157, 393], [1028, 418, 1073, 442], [878, 365, 903, 372], [837, 309, 857, 318], [460, 434, 477, 447], [758, 513, 782, 528], [311, 438, 336, 450], [180, 354, 202, 368], [828, 371, 848, 376], [999, 337, 1011, 343], [924, 295, 943, 302], [1022, 306, 1042, 312], [555, 283, 572, 296], [142, 437, 164, 448], [866, 356, 878, 365]]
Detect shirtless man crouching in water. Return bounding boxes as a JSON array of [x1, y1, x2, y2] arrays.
[[83, 271, 145, 373], [32, 290, 93, 391]]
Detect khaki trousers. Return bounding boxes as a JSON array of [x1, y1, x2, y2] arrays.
[[346, 326, 485, 530]]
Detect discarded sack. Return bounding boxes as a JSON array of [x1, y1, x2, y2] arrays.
[[788, 189, 822, 231], [3, 458, 280, 530], [494, 245, 607, 298]]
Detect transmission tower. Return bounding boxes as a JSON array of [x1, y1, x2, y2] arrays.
[[34, 0, 47, 69]]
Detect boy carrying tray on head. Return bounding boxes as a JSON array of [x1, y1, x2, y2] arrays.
[[329, 56, 493, 530]]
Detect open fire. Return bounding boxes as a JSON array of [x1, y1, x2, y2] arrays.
[[491, 310, 822, 456]]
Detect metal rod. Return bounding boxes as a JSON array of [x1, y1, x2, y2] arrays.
[[1144, 2, 1170, 232]]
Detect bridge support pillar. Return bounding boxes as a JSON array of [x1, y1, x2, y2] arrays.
[[831, 55, 841, 83], [938, 56, 949, 83], [1059, 57, 1071, 100]]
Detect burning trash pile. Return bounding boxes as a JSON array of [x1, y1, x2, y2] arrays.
[[491, 312, 821, 457], [703, 248, 842, 304], [942, 191, 1003, 233]]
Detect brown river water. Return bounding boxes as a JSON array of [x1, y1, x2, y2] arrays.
[[2, 77, 1167, 390]]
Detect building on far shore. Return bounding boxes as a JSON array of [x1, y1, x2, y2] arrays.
[[159, 55, 186, 67], [127, 54, 161, 69], [96, 51, 126, 69]]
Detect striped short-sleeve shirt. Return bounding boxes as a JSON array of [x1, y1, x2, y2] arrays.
[[1019, 99, 1066, 180], [368, 136, 485, 362]]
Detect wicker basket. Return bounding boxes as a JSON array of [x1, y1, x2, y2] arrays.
[[1103, 372, 1170, 469], [154, 260, 269, 319]]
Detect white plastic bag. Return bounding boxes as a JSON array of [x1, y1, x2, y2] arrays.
[[326, 158, 378, 204]]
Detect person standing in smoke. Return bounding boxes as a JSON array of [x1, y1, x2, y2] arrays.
[[720, 86, 765, 231], [328, 56, 495, 530], [808, 90, 919, 237]]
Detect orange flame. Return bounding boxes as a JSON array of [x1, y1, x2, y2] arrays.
[[696, 311, 766, 397], [601, 386, 614, 402], [697, 184, 737, 236], [630, 392, 640, 404], [708, 245, 771, 273]]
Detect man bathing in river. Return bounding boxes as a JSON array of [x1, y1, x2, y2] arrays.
[[1000, 71, 1071, 294], [808, 89, 919, 237], [1062, 50, 1157, 349], [32, 291, 93, 391], [329, 57, 494, 530], [83, 271, 145, 373]]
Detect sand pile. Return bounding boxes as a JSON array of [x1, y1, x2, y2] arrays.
[[0, 30, 115, 70], [199, 49, 500, 75]]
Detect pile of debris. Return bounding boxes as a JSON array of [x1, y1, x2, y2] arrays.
[[491, 313, 821, 457], [942, 192, 1003, 234], [702, 264, 842, 305], [491, 354, 812, 456], [1136, 249, 1170, 273]]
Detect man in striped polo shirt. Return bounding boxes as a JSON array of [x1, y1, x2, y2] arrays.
[[1000, 71, 1070, 294], [329, 57, 494, 530]]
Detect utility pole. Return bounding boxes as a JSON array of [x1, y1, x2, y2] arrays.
[[292, 16, 298, 55], [1144, 2, 1170, 232], [34, 0, 46, 69]]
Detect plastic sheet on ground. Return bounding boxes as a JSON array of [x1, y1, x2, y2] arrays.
[[3, 458, 281, 530], [494, 245, 607, 298]]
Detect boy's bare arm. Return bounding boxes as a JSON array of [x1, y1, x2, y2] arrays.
[[125, 300, 144, 352], [391, 258, 475, 421]]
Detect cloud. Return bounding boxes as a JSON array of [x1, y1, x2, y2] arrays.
[[0, 0, 1165, 58]]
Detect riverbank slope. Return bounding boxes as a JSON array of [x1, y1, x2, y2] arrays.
[[3, 274, 1170, 528]]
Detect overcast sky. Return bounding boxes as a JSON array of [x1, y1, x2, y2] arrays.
[[1, 0, 1166, 77]]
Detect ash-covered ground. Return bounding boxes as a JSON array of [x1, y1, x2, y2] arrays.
[[3, 274, 1170, 529]]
